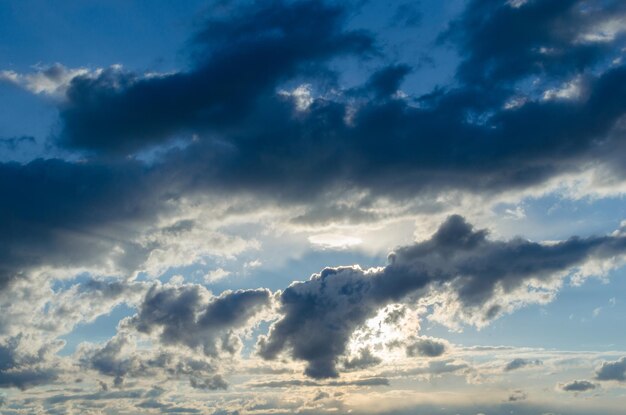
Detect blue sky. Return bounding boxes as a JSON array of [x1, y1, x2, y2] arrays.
[[1, 0, 626, 414]]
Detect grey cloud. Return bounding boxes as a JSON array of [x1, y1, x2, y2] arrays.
[[250, 376, 389, 388], [189, 374, 228, 391], [405, 337, 447, 358], [130, 284, 272, 356], [595, 357, 626, 382], [560, 379, 598, 392], [0, 136, 35, 151], [2, 0, 626, 292], [508, 389, 528, 402], [45, 389, 146, 405], [342, 348, 382, 371], [0, 159, 159, 288], [258, 215, 626, 378], [379, 359, 469, 378], [58, 0, 373, 155], [80, 331, 221, 387], [442, 0, 626, 85], [504, 358, 543, 372]]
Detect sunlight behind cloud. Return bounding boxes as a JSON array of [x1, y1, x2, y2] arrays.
[[308, 233, 363, 249]]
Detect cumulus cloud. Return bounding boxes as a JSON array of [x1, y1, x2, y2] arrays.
[[79, 330, 223, 388], [405, 337, 448, 358], [503, 358, 543, 372], [560, 379, 598, 392], [595, 357, 626, 382], [129, 283, 272, 357], [258, 215, 626, 378], [0, 336, 60, 390], [342, 348, 383, 371]]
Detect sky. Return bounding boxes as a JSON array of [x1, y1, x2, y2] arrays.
[[1, 0, 626, 413]]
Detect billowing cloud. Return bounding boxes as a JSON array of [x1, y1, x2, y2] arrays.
[[342, 347, 382, 371], [258, 215, 626, 378], [442, 0, 626, 85], [129, 284, 272, 356], [0, 336, 60, 390], [2, 0, 626, 292], [2, 0, 626, 412], [595, 357, 626, 382], [57, 0, 373, 155]]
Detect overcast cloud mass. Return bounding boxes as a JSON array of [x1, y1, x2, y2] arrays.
[[1, 0, 626, 413]]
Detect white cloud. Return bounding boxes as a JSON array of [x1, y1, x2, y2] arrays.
[[308, 233, 363, 249], [204, 268, 231, 284], [0, 63, 92, 97]]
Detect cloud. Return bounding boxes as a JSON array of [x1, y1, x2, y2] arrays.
[[79, 331, 222, 388], [595, 357, 626, 382], [405, 337, 448, 358], [0, 136, 35, 151], [250, 376, 389, 388], [129, 284, 272, 357], [560, 379, 598, 392], [0, 336, 60, 390], [0, 158, 158, 288], [343, 347, 382, 370], [2, 0, 626, 293], [57, 0, 373, 155], [441, 0, 626, 85], [189, 374, 228, 391], [503, 358, 543, 372], [0, 63, 92, 97], [257, 215, 626, 378], [507, 389, 527, 402]]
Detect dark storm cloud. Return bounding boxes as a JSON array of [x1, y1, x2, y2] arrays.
[[51, 0, 626, 195], [560, 379, 598, 392], [0, 159, 161, 288], [0, 0, 372, 287], [258, 215, 626, 378], [504, 358, 543, 372], [3, 0, 626, 289], [58, 0, 373, 155], [442, 0, 626, 85], [0, 136, 35, 151], [130, 284, 271, 356], [595, 357, 626, 382]]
